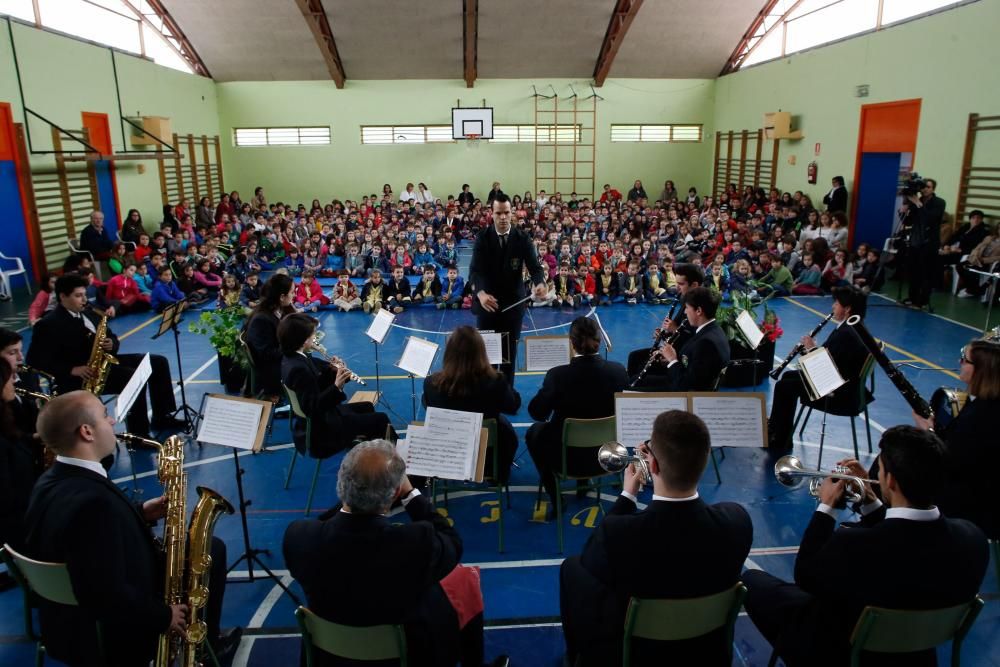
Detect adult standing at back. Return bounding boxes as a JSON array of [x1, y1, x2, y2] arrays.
[[823, 176, 848, 214], [469, 193, 547, 384], [904, 177, 945, 308]]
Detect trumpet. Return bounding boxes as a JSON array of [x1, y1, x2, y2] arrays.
[[597, 441, 652, 485], [311, 333, 367, 385], [773, 455, 879, 505]]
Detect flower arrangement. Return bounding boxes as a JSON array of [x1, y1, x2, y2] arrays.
[[761, 309, 784, 343], [717, 292, 783, 347], [188, 305, 250, 369]]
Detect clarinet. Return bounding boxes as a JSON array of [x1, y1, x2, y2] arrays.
[[769, 312, 834, 380], [846, 315, 934, 419], [629, 305, 686, 389]]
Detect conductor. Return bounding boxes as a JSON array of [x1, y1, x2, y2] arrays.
[[469, 193, 547, 384]]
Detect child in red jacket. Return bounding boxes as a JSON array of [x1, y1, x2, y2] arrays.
[[295, 269, 330, 312]]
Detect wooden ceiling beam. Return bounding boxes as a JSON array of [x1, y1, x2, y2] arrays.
[[720, 0, 805, 75], [129, 0, 211, 77], [463, 0, 478, 88], [593, 0, 643, 87], [294, 0, 346, 88]]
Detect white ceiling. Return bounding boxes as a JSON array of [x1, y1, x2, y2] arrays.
[[161, 0, 766, 82]]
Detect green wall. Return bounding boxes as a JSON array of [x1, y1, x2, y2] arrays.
[[216, 78, 715, 205], [0, 18, 219, 226], [713, 0, 1000, 217]]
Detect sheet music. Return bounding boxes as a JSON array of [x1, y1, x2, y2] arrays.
[[115, 354, 152, 422], [691, 395, 765, 448], [524, 336, 570, 371], [615, 393, 688, 446], [403, 407, 483, 481], [736, 310, 764, 350], [365, 308, 395, 344], [397, 337, 438, 377], [479, 332, 504, 365], [196, 395, 266, 450], [799, 347, 846, 399]]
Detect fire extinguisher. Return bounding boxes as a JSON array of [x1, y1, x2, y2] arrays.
[[807, 161, 818, 185]]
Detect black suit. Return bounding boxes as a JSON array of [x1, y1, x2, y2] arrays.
[[823, 186, 848, 214], [80, 224, 113, 258], [26, 306, 177, 435], [423, 372, 520, 483], [768, 322, 872, 450], [469, 225, 546, 384], [937, 397, 1000, 539], [651, 320, 730, 391], [527, 355, 629, 503], [562, 495, 753, 666], [744, 507, 988, 666], [245, 310, 283, 397], [0, 431, 39, 552], [281, 353, 389, 458], [626, 312, 693, 382], [907, 193, 946, 306], [284, 494, 477, 667]]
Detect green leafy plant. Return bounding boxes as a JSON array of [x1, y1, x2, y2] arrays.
[[715, 292, 782, 347], [188, 306, 250, 368]]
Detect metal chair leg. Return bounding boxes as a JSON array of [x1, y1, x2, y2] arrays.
[[496, 485, 504, 554], [710, 447, 722, 484], [284, 450, 299, 489], [817, 409, 828, 470], [305, 459, 323, 516], [863, 404, 874, 453], [556, 483, 564, 554], [768, 648, 779, 667], [850, 417, 860, 460]]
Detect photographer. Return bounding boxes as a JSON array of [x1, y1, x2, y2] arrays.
[[903, 177, 945, 309]]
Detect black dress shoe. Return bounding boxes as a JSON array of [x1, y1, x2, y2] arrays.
[[211, 626, 243, 661]]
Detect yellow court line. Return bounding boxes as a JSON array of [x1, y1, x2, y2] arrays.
[[118, 314, 161, 340], [781, 298, 960, 381]]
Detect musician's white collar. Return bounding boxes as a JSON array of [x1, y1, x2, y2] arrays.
[[695, 318, 716, 334], [55, 455, 108, 478], [886, 506, 940, 521]]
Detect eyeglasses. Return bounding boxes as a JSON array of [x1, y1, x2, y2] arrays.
[[959, 348, 974, 366]]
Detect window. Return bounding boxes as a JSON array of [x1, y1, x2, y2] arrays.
[[610, 124, 703, 143], [360, 125, 454, 145], [233, 127, 331, 147], [489, 125, 581, 143]]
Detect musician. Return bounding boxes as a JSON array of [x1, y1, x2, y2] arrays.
[[244, 273, 296, 400], [25, 274, 184, 439], [743, 427, 988, 666], [278, 313, 390, 457], [638, 286, 730, 392], [469, 193, 548, 384], [527, 317, 629, 511], [0, 327, 44, 435], [283, 439, 509, 667], [0, 361, 39, 581], [23, 391, 240, 666], [767, 286, 871, 451], [423, 326, 521, 483], [914, 338, 1000, 539], [626, 263, 704, 382]]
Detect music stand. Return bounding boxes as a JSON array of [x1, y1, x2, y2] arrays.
[[151, 301, 198, 432], [396, 336, 438, 421], [194, 393, 301, 605], [968, 268, 999, 333]]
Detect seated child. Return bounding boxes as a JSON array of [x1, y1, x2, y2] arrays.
[[240, 271, 263, 309], [176, 263, 210, 306], [295, 269, 329, 312], [645, 263, 668, 304], [104, 262, 150, 314], [332, 270, 361, 312], [552, 262, 580, 308], [385, 265, 412, 314], [194, 258, 222, 294], [218, 273, 243, 309], [345, 244, 366, 278], [412, 265, 441, 304], [756, 253, 794, 297], [151, 265, 186, 312], [284, 248, 305, 277], [134, 262, 154, 297], [618, 262, 646, 305], [436, 265, 464, 310], [596, 262, 619, 306], [575, 266, 594, 306], [792, 253, 823, 295], [360, 268, 387, 313]]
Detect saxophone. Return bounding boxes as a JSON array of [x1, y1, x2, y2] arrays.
[[82, 310, 118, 395], [120, 434, 235, 667]]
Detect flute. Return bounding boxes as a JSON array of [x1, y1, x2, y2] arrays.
[[311, 334, 367, 385]]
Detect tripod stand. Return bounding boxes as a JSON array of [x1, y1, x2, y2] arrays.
[[151, 302, 199, 432]]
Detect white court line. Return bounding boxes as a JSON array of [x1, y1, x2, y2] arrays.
[[110, 442, 294, 485], [869, 292, 984, 333], [387, 307, 596, 336]]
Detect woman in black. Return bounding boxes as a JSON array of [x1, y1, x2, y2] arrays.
[[423, 326, 521, 483], [914, 338, 1000, 539], [278, 313, 390, 458], [0, 361, 41, 563], [244, 273, 295, 399]]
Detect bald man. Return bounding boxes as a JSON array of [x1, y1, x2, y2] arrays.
[[23, 391, 239, 666]]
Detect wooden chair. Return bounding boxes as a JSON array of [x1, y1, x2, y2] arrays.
[[295, 606, 407, 667]]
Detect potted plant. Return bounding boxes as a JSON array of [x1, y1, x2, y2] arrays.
[[188, 305, 249, 393], [716, 292, 783, 387]]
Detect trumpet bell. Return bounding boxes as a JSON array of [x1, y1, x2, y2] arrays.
[[774, 455, 809, 488], [597, 441, 631, 473]]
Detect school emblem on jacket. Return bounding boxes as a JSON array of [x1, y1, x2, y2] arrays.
[[510, 257, 521, 270]]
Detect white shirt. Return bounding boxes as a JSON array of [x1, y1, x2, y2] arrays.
[[621, 490, 699, 503], [69, 309, 97, 334], [816, 498, 940, 521], [415, 190, 433, 204], [55, 455, 107, 478]]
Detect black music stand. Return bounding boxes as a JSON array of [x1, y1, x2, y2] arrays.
[[396, 336, 439, 422], [151, 301, 198, 432]]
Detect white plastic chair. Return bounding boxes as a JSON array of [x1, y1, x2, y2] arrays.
[[0, 250, 31, 299], [66, 238, 103, 280]]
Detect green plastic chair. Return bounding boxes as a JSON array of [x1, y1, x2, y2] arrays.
[[793, 353, 876, 468], [533, 415, 620, 553], [295, 606, 407, 667], [622, 582, 747, 667], [2, 543, 107, 667], [430, 418, 510, 552], [282, 383, 325, 516]]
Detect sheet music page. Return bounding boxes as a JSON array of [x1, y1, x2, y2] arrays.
[[736, 310, 764, 350], [799, 347, 846, 398], [524, 336, 570, 372], [425, 407, 483, 479], [403, 406, 484, 481], [691, 395, 765, 448], [397, 337, 438, 377], [196, 396, 265, 450], [479, 332, 504, 365], [115, 354, 152, 422], [365, 308, 395, 344], [615, 393, 688, 446]]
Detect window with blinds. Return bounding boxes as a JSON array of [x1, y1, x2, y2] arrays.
[[233, 127, 331, 147], [360, 126, 455, 144], [610, 124, 703, 143], [490, 125, 581, 143]]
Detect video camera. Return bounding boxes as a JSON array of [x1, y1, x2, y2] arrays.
[[899, 172, 926, 197]]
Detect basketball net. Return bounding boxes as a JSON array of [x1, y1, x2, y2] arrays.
[[464, 133, 481, 150]]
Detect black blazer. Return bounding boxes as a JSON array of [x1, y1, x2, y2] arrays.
[[784, 508, 988, 666], [568, 496, 752, 664], [813, 323, 873, 411], [24, 462, 168, 667], [909, 194, 946, 249], [823, 186, 848, 213], [468, 225, 545, 315], [663, 321, 730, 391], [283, 494, 463, 667], [281, 353, 347, 454], [0, 431, 39, 551], [938, 397, 1000, 539], [422, 372, 520, 419], [529, 355, 628, 444], [80, 224, 113, 256], [245, 310, 282, 395], [26, 306, 121, 393]]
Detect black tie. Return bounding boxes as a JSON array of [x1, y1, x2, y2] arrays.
[[499, 234, 508, 249]]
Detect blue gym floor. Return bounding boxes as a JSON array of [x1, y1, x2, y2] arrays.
[[1, 252, 997, 665]]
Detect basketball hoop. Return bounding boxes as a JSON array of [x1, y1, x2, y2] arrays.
[[464, 133, 481, 150]]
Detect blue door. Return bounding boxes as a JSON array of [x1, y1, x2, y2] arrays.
[[93, 160, 119, 237], [853, 152, 901, 249]]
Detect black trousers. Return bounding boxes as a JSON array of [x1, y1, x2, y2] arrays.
[[476, 307, 524, 386], [743, 569, 816, 666], [907, 244, 937, 306], [206, 536, 227, 642], [768, 370, 806, 450], [304, 403, 391, 459], [526, 422, 606, 505], [104, 353, 177, 435]]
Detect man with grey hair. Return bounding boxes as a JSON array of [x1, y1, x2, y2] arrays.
[[80, 210, 114, 260], [284, 439, 509, 667]]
